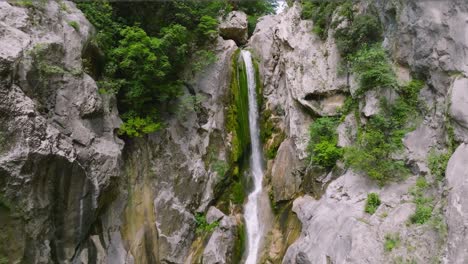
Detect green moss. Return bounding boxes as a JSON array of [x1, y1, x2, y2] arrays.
[[226, 49, 250, 163], [233, 223, 246, 263], [68, 21, 80, 32]]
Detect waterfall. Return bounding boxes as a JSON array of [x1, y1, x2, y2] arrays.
[[242, 50, 265, 264]]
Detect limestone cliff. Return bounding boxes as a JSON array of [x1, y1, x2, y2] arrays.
[[2, 0, 468, 264]]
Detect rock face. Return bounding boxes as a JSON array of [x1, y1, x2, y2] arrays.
[[449, 78, 468, 141], [202, 213, 237, 264], [446, 143, 468, 263], [219, 11, 248, 45], [250, 1, 468, 263], [0, 1, 123, 263], [283, 171, 441, 263]]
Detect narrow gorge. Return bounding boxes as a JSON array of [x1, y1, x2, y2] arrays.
[[1, 0, 468, 264]]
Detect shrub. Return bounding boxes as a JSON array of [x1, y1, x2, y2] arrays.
[[192, 50, 217, 74], [384, 233, 400, 252], [334, 14, 382, 57], [365, 193, 381, 215], [344, 115, 409, 185], [195, 213, 219, 234], [197, 15, 219, 40], [427, 150, 451, 181], [410, 205, 433, 224], [300, 1, 341, 39], [350, 45, 397, 95], [409, 177, 434, 225], [118, 114, 161, 137], [308, 117, 342, 168]]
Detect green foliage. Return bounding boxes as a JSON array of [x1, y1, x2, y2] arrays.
[[365, 193, 381, 215], [68, 21, 80, 32], [410, 205, 433, 225], [175, 94, 205, 119], [308, 117, 342, 169], [384, 233, 400, 252], [399, 80, 424, 108], [350, 45, 397, 95], [212, 160, 229, 179], [229, 181, 245, 205], [0, 256, 7, 264], [409, 177, 434, 225], [301, 1, 342, 39], [197, 15, 219, 40], [192, 50, 217, 74], [195, 213, 219, 234], [427, 150, 451, 181], [335, 14, 382, 58], [16, 0, 34, 8], [118, 114, 161, 137]]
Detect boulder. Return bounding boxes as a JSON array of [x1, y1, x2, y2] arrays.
[[445, 143, 468, 263], [271, 139, 301, 202], [219, 11, 248, 45], [202, 216, 237, 264], [450, 78, 468, 141]]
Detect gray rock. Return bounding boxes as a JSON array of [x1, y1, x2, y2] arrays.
[[271, 139, 301, 202], [202, 216, 237, 264], [445, 143, 468, 263], [450, 78, 468, 141], [337, 113, 358, 148], [206, 206, 225, 224], [283, 171, 438, 264], [0, 1, 123, 263], [219, 11, 248, 45]]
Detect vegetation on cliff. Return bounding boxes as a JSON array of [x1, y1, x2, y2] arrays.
[[76, 0, 275, 137]]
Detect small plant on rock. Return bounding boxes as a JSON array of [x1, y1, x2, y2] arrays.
[[384, 233, 400, 252], [195, 213, 219, 234], [365, 192, 381, 215]]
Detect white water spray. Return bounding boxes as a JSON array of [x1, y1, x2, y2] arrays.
[[242, 50, 265, 264]]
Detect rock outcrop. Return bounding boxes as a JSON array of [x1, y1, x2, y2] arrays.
[[0, 1, 122, 262], [219, 11, 248, 45]]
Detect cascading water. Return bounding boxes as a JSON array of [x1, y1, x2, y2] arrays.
[[242, 50, 265, 264]]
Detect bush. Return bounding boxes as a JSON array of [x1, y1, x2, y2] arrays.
[[118, 114, 161, 137], [410, 205, 433, 224], [384, 233, 400, 252], [365, 193, 381, 214], [308, 117, 342, 168], [197, 15, 219, 40], [427, 150, 451, 181], [409, 177, 434, 225], [344, 114, 409, 185], [334, 14, 382, 57], [300, 1, 341, 39], [350, 45, 397, 95], [195, 213, 219, 234]]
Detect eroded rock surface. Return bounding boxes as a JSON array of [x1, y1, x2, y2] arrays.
[[219, 11, 248, 45], [0, 1, 122, 262]]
